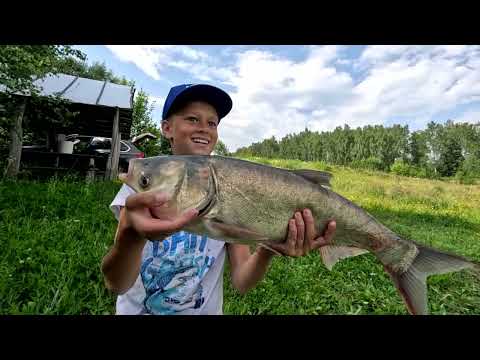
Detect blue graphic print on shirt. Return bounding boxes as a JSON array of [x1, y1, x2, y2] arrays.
[[140, 231, 216, 315]]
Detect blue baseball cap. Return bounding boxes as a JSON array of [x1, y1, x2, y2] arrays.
[[162, 84, 233, 121]]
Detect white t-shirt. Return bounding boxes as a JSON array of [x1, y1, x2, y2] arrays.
[[110, 184, 226, 315]]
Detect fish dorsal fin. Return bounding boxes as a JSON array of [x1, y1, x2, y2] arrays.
[[320, 245, 369, 270], [290, 169, 333, 187]]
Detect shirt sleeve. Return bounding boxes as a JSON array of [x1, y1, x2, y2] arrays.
[[110, 184, 136, 221]]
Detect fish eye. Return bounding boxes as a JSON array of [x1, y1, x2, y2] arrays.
[[139, 173, 151, 188]]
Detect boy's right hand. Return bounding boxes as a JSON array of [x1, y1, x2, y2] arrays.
[[123, 192, 199, 241]]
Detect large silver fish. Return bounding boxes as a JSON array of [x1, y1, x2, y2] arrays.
[[119, 155, 479, 315]]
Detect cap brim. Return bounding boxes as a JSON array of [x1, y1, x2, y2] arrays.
[[166, 84, 233, 120]]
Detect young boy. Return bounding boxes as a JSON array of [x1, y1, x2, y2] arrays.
[[101, 84, 336, 315]]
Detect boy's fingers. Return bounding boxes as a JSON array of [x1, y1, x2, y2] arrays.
[[287, 219, 297, 250], [265, 221, 296, 257], [324, 220, 336, 242], [294, 212, 305, 251], [126, 192, 170, 210], [171, 208, 200, 229], [312, 220, 337, 249], [303, 209, 315, 251]]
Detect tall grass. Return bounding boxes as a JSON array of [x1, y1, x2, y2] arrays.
[[1, 157, 479, 315], [223, 157, 480, 315], [0, 178, 120, 314]]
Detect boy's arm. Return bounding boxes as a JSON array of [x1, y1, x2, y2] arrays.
[[101, 207, 147, 294], [101, 192, 198, 294], [226, 210, 336, 295]]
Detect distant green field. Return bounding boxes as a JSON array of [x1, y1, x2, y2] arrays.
[[1, 157, 479, 314]]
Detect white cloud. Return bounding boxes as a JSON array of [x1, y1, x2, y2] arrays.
[[359, 45, 416, 64], [169, 60, 235, 83], [105, 45, 210, 80], [106, 45, 236, 86], [146, 95, 165, 125], [337, 46, 480, 128], [219, 46, 355, 150], [217, 45, 480, 152], [105, 45, 480, 152], [147, 95, 165, 112]]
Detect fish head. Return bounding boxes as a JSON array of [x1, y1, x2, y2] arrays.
[[119, 155, 216, 216], [119, 156, 187, 197]]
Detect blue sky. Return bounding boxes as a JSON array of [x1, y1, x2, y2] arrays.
[[75, 45, 480, 151]]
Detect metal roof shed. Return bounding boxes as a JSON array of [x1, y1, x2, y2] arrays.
[[2, 73, 136, 180], [32, 74, 135, 139]]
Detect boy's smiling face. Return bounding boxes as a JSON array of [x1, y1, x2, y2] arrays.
[[162, 101, 219, 155]]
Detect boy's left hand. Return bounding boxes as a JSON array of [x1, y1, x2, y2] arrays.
[[265, 209, 336, 257]]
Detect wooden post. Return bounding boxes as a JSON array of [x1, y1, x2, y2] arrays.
[[113, 133, 121, 180], [106, 107, 120, 180], [4, 97, 27, 178], [86, 157, 96, 183]]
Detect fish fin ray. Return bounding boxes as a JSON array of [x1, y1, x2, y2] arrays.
[[258, 242, 283, 256], [320, 245, 369, 271], [290, 169, 333, 187], [384, 244, 477, 315]]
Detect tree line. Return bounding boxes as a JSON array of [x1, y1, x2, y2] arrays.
[[5, 46, 474, 182], [234, 121, 480, 183]]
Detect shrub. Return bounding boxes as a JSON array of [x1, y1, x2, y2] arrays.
[[390, 159, 429, 179], [350, 157, 383, 171], [455, 156, 480, 185]]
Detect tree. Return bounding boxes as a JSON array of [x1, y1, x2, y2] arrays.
[[377, 125, 409, 170], [56, 56, 89, 78], [214, 140, 229, 156], [456, 155, 480, 184], [56, 57, 134, 86], [424, 121, 444, 170], [408, 131, 428, 166], [0, 45, 85, 96], [438, 137, 464, 177], [131, 89, 170, 157], [231, 119, 478, 180], [86, 61, 133, 86], [0, 45, 85, 177]]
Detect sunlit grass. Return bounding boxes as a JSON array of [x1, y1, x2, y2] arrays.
[[223, 157, 480, 315], [1, 157, 479, 315]]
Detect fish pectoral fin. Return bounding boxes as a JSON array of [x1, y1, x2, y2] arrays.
[[258, 242, 283, 256], [320, 245, 369, 271], [204, 219, 270, 242]]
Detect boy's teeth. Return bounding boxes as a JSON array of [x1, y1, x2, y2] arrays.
[[192, 138, 209, 144]]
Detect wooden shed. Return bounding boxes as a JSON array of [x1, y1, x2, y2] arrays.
[[1, 73, 135, 180]]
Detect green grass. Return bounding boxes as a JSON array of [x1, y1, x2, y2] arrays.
[[1, 158, 480, 315], [223, 157, 480, 315], [0, 178, 119, 314]]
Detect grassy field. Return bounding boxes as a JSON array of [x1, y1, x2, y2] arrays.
[[1, 158, 479, 315]]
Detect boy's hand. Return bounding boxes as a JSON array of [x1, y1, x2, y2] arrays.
[[264, 209, 336, 257], [124, 191, 199, 240]]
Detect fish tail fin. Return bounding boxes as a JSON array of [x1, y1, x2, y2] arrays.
[[384, 244, 478, 315]]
